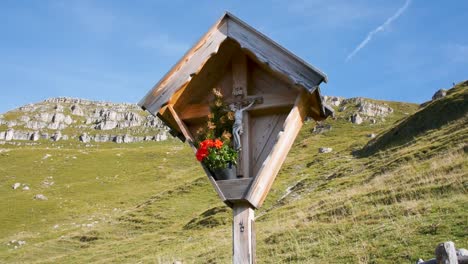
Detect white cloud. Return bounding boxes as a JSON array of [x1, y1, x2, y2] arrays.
[[139, 34, 189, 56], [346, 0, 412, 62]]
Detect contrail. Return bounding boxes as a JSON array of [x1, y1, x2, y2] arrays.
[[346, 0, 412, 62]]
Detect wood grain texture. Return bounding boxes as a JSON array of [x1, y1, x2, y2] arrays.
[[216, 178, 253, 200], [232, 202, 255, 264], [167, 104, 195, 147], [139, 18, 228, 114], [245, 90, 309, 208], [232, 52, 250, 178], [226, 17, 326, 92]]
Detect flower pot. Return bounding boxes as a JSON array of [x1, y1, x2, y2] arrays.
[[212, 163, 237, 180]]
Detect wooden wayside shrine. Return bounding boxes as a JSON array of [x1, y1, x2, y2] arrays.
[[139, 12, 332, 264]]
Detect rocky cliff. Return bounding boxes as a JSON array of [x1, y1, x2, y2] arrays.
[[0, 97, 169, 144]]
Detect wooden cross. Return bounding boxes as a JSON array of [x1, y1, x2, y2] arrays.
[[227, 90, 263, 178]]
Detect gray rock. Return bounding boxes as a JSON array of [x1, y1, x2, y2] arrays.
[[123, 134, 133, 143], [458, 248, 468, 256], [318, 147, 333, 153], [71, 105, 84, 116], [7, 121, 17, 127], [34, 194, 48, 200], [64, 115, 73, 125], [52, 113, 65, 123], [96, 120, 117, 130], [5, 129, 14, 141], [350, 113, 363, 124], [30, 131, 40, 141], [20, 116, 30, 122], [80, 133, 91, 143], [114, 136, 123, 144], [323, 96, 344, 107], [368, 133, 376, 138], [94, 134, 110, 143], [0, 131, 5, 140], [26, 121, 47, 130], [13, 131, 30, 140], [54, 104, 64, 112], [12, 183, 21, 190], [52, 131, 62, 141], [358, 101, 393, 117], [313, 123, 332, 134], [22, 185, 30, 191], [432, 89, 447, 100], [38, 112, 52, 122]]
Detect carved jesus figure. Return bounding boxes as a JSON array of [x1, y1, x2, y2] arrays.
[[230, 100, 255, 151]]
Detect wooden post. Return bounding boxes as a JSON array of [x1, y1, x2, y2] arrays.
[[232, 202, 255, 264]]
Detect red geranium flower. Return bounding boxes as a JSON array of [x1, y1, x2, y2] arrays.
[[200, 139, 214, 149], [214, 139, 223, 149], [196, 147, 209, 161]]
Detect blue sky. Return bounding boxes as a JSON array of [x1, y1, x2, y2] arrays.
[[1, 0, 467, 113]]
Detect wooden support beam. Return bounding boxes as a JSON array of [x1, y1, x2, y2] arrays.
[[232, 52, 250, 178], [179, 94, 295, 121], [245, 90, 309, 208], [167, 104, 196, 151], [232, 202, 255, 264]]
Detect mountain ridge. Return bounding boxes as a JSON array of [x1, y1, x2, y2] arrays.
[[0, 82, 466, 263]]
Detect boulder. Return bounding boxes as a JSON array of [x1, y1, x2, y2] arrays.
[[52, 113, 65, 123], [79, 133, 91, 143], [313, 123, 332, 134], [319, 147, 333, 153], [38, 112, 52, 122], [71, 105, 84, 116], [13, 131, 30, 141], [358, 101, 393, 117], [350, 113, 363, 124], [5, 129, 14, 141], [54, 104, 64, 112], [0, 131, 5, 140], [34, 194, 48, 200], [94, 134, 110, 143], [26, 121, 47, 130], [52, 131, 62, 141], [123, 134, 134, 143], [64, 115, 73, 125], [30, 131, 40, 141], [368, 133, 376, 138], [96, 120, 117, 130], [12, 183, 21, 190], [432, 89, 447, 100]]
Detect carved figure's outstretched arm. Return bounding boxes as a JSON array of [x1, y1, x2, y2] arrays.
[[240, 100, 255, 112]]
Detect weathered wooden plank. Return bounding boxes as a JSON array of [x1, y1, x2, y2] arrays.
[[139, 18, 229, 115], [251, 114, 287, 177], [232, 52, 250, 178], [226, 14, 326, 92], [201, 165, 227, 203], [179, 94, 294, 121], [232, 202, 255, 264], [245, 90, 309, 208], [167, 104, 196, 151], [216, 178, 253, 200]]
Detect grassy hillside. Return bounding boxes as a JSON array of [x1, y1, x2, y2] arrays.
[[0, 83, 466, 263]]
